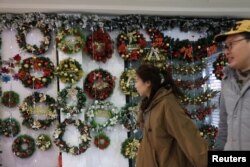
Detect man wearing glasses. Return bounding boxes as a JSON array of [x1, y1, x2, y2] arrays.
[[214, 20, 250, 151]]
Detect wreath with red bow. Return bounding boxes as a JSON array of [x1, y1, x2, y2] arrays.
[[18, 57, 54, 89], [213, 53, 227, 80], [84, 69, 115, 100], [85, 28, 113, 63], [117, 31, 147, 61]]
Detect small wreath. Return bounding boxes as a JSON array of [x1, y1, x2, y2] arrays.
[[199, 124, 218, 150], [53, 119, 91, 155], [35, 134, 52, 151], [19, 92, 57, 130], [85, 100, 119, 132], [1, 118, 20, 137], [119, 69, 138, 97], [121, 138, 140, 159], [120, 103, 139, 131], [84, 69, 115, 100], [12, 135, 36, 158], [56, 58, 84, 84], [93, 132, 110, 150], [143, 28, 167, 69], [16, 21, 51, 55], [56, 28, 85, 54], [85, 28, 113, 63], [57, 86, 86, 117], [117, 31, 147, 61], [213, 53, 227, 80], [1, 91, 20, 108], [18, 57, 55, 89]]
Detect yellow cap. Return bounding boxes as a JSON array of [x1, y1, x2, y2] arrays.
[[214, 20, 250, 42]]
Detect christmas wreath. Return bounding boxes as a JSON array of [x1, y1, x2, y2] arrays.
[[93, 132, 110, 150], [16, 21, 51, 55], [35, 134, 52, 151], [117, 31, 147, 61], [84, 69, 115, 100], [19, 92, 57, 130], [143, 28, 167, 69], [85, 28, 113, 63], [56, 27, 85, 54], [56, 58, 84, 84], [120, 102, 138, 131], [57, 86, 86, 117], [53, 119, 91, 155], [213, 53, 227, 80], [12, 135, 36, 158], [18, 57, 55, 89], [1, 91, 20, 108], [85, 100, 119, 132], [1, 118, 20, 137], [119, 69, 138, 97], [199, 124, 218, 150], [121, 138, 140, 159]]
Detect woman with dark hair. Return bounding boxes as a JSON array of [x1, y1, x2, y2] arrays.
[[135, 64, 208, 167]]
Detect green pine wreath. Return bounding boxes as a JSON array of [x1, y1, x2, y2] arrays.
[[119, 68, 138, 97], [121, 138, 140, 159], [1, 118, 20, 137], [1, 91, 20, 108], [12, 135, 36, 158], [35, 134, 52, 151]]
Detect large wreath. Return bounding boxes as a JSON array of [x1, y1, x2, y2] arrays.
[[117, 31, 147, 61], [119, 69, 138, 97], [1, 91, 20, 108], [1, 118, 20, 137], [213, 53, 227, 80], [53, 119, 91, 155], [85, 28, 113, 63], [12, 135, 36, 158], [93, 132, 110, 150], [18, 57, 55, 89], [56, 58, 84, 84], [120, 102, 139, 131], [57, 86, 86, 117], [121, 138, 140, 159], [85, 100, 119, 132], [35, 134, 52, 151], [84, 69, 115, 100], [16, 21, 51, 55], [19, 92, 57, 130], [56, 28, 85, 54]]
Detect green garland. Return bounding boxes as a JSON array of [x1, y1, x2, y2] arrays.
[[85, 100, 119, 132], [57, 86, 86, 117], [121, 138, 140, 159], [213, 53, 227, 80], [56, 27, 85, 54], [18, 56, 55, 89], [1, 91, 20, 108], [56, 58, 84, 84], [174, 76, 209, 90], [53, 119, 91, 155], [12, 135, 36, 158], [1, 118, 20, 137], [35, 134, 52, 151], [199, 124, 218, 150], [120, 102, 138, 131], [16, 21, 51, 55], [93, 132, 110, 150], [119, 68, 138, 97], [19, 92, 57, 130]]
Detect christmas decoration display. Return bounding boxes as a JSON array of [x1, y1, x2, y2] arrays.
[[1, 90, 20, 108], [85, 28, 113, 63], [121, 138, 140, 159], [56, 27, 85, 54], [213, 53, 227, 80], [19, 92, 57, 130], [18, 57, 55, 89], [93, 132, 110, 150], [56, 58, 84, 84], [12, 135, 36, 158], [57, 86, 86, 117], [84, 69, 115, 100], [174, 76, 209, 90], [53, 119, 91, 155], [119, 68, 138, 97], [85, 100, 119, 132], [1, 118, 20, 137], [16, 21, 51, 55], [35, 134, 52, 151], [188, 105, 216, 121], [117, 31, 146, 61]]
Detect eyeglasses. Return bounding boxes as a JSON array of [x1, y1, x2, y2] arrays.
[[222, 38, 249, 51]]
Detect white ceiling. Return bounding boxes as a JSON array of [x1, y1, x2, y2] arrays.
[[0, 0, 250, 17]]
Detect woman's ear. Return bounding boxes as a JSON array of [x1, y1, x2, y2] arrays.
[[145, 80, 151, 88]]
